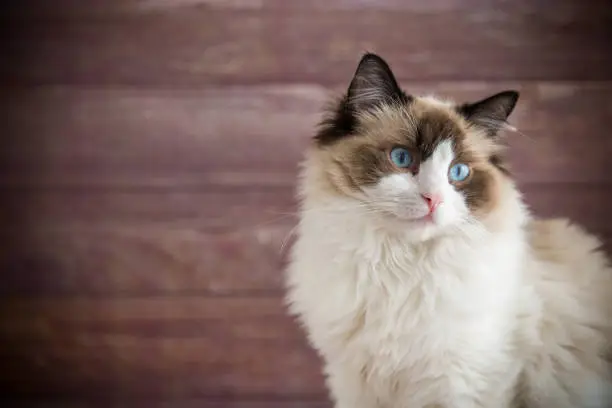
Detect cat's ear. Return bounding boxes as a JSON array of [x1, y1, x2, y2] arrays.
[[457, 91, 519, 137], [346, 53, 407, 113]]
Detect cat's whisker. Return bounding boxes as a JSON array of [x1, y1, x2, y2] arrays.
[[279, 224, 299, 255], [240, 212, 300, 233]]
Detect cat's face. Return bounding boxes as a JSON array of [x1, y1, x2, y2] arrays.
[[312, 53, 518, 235]]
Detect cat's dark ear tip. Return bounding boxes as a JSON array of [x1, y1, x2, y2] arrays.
[[358, 52, 386, 65], [495, 90, 520, 115], [501, 89, 520, 104], [360, 51, 381, 59], [502, 90, 520, 100]]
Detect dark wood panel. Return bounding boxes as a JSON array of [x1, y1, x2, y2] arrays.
[[10, 0, 602, 17], [0, 189, 297, 229], [0, 189, 296, 296], [3, 83, 612, 186], [1, 1, 611, 84], [0, 225, 291, 296], [0, 186, 610, 296], [0, 297, 325, 399], [0, 401, 331, 408]]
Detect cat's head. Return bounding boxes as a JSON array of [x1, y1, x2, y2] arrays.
[[308, 53, 519, 237]]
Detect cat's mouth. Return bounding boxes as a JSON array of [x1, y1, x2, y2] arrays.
[[373, 206, 435, 224], [418, 213, 435, 223]]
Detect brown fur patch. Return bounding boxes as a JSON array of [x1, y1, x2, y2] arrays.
[[315, 96, 508, 215]]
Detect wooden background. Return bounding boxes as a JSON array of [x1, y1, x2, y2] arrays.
[[1, 1, 612, 407]]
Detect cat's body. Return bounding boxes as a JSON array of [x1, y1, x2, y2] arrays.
[[285, 53, 612, 408]]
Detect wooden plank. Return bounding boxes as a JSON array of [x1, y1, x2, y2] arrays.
[[0, 223, 294, 296], [0, 297, 325, 399], [3, 83, 612, 186], [0, 186, 610, 296], [0, 401, 331, 408], [2, 0, 265, 17], [3, 0, 611, 16], [0, 400, 330, 408], [1, 1, 611, 84], [0, 189, 298, 230], [11, 0, 592, 17], [0, 189, 297, 296]]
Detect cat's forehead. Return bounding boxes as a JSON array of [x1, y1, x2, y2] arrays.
[[357, 96, 473, 159], [412, 104, 466, 160]]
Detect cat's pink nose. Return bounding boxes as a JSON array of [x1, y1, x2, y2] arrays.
[[421, 193, 442, 212]]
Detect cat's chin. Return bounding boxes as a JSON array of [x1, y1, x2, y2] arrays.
[[377, 208, 437, 224], [373, 209, 430, 224], [373, 210, 442, 234]]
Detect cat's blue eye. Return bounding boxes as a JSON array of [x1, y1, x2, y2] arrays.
[[449, 163, 471, 182], [389, 147, 413, 168]]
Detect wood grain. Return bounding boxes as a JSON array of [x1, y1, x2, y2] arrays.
[[0, 400, 330, 408], [3, 83, 612, 187], [13, 0, 601, 16], [0, 186, 610, 296], [0, 297, 325, 399], [1, 189, 297, 230], [0, 225, 290, 296], [3, 0, 612, 15], [2, 1, 611, 85]]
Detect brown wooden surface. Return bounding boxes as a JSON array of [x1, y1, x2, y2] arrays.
[[1, 401, 331, 408], [2, 1, 612, 85], [2, 0, 612, 406], [0, 297, 325, 399]]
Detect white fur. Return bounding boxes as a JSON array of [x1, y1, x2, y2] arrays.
[[362, 141, 471, 242], [285, 143, 612, 408]]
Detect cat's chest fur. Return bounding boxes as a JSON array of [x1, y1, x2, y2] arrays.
[[287, 216, 525, 405]]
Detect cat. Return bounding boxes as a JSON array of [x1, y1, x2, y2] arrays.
[[285, 53, 612, 408]]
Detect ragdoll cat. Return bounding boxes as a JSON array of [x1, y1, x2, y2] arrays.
[[285, 53, 612, 408]]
